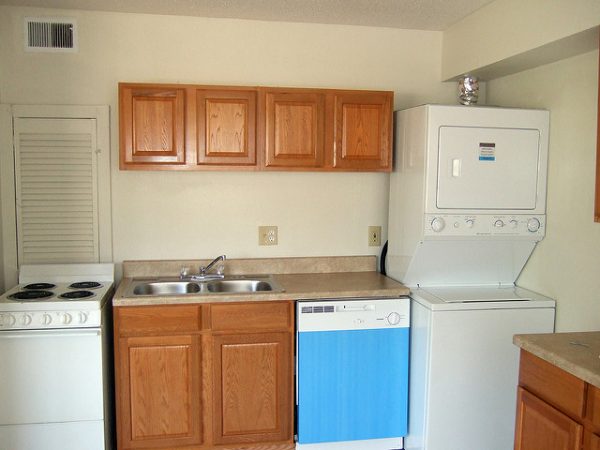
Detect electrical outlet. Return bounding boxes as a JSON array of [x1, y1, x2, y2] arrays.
[[259, 226, 278, 246], [368, 226, 381, 246]]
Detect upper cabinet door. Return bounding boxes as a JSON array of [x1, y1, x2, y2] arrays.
[[120, 84, 186, 167], [264, 91, 325, 168], [196, 89, 257, 166], [332, 92, 392, 171]]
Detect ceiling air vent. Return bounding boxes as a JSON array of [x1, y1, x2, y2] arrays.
[[25, 17, 78, 52]]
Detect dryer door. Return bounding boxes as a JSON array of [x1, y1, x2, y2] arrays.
[[436, 126, 540, 210]]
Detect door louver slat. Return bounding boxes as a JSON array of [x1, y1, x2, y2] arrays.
[[14, 118, 99, 264]]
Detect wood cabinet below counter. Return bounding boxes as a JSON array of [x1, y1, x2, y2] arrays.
[[119, 82, 393, 172], [514, 350, 600, 450], [113, 301, 295, 450]]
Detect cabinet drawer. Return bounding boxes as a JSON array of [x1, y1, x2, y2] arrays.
[[519, 350, 586, 420], [211, 301, 292, 331], [117, 305, 203, 335], [586, 385, 600, 431]]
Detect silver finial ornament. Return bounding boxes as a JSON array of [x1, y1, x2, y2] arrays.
[[458, 75, 479, 105]]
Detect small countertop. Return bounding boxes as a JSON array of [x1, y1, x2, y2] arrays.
[[112, 256, 409, 306], [514, 332, 600, 388]]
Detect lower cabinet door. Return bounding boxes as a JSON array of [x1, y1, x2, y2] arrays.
[[585, 432, 600, 450], [515, 387, 583, 450], [117, 334, 202, 449], [212, 332, 292, 444]]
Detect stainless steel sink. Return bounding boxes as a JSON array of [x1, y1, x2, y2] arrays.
[[132, 281, 202, 296], [128, 275, 283, 297], [206, 279, 274, 293]]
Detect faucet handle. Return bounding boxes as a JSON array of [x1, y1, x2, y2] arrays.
[[179, 266, 190, 279]]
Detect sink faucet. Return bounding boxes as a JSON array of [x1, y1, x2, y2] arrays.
[[190, 255, 226, 280]]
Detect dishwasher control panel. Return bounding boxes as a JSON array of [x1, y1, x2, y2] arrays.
[[297, 297, 410, 332]]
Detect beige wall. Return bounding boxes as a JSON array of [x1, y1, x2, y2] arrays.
[[487, 50, 600, 332], [442, 0, 600, 80], [0, 6, 457, 280]]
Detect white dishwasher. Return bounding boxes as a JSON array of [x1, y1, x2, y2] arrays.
[[296, 297, 410, 450]]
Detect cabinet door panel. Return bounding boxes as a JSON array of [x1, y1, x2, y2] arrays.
[[213, 332, 292, 444], [265, 91, 325, 168], [585, 432, 600, 450], [196, 89, 257, 165], [118, 334, 202, 449], [120, 85, 186, 166], [333, 92, 392, 171], [515, 387, 582, 450]]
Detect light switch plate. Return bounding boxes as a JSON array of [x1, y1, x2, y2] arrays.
[[368, 226, 381, 246]]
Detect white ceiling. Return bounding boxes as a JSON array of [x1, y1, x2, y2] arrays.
[[0, 0, 496, 31]]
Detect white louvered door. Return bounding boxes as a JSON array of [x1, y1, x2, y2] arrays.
[[13, 118, 100, 264]]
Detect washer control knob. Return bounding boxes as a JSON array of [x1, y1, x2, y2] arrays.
[[465, 219, 475, 228], [494, 219, 505, 228], [78, 312, 89, 324], [431, 217, 445, 232], [61, 313, 73, 325], [387, 312, 401, 325], [527, 218, 541, 232], [42, 313, 52, 325], [509, 219, 519, 229]]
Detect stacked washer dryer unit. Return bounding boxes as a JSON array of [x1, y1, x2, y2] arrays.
[[387, 105, 556, 450]]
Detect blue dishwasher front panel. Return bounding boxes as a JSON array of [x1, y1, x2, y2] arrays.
[[296, 298, 409, 446]]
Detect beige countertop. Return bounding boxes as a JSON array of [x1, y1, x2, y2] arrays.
[[514, 332, 600, 388], [112, 256, 410, 306]]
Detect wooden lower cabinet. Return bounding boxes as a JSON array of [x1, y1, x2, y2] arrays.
[[213, 332, 292, 445], [115, 301, 294, 450], [515, 350, 600, 450], [117, 334, 203, 449], [515, 387, 583, 450]]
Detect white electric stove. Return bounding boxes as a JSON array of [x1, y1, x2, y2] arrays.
[[0, 263, 115, 450]]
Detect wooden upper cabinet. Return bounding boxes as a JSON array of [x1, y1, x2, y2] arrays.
[[196, 89, 257, 166], [332, 91, 393, 171], [119, 82, 393, 171], [264, 90, 325, 168], [120, 84, 186, 168]]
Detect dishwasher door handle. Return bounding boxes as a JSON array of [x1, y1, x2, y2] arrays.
[[337, 304, 375, 312]]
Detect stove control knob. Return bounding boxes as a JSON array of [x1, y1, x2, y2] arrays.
[[1, 313, 16, 327], [527, 218, 541, 232], [465, 219, 475, 228], [61, 313, 73, 325], [494, 219, 505, 228], [78, 312, 89, 324], [509, 219, 519, 229], [42, 313, 52, 326], [20, 314, 32, 326], [431, 217, 445, 232], [387, 312, 401, 326]]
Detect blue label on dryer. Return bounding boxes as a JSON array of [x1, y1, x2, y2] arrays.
[[479, 142, 496, 161]]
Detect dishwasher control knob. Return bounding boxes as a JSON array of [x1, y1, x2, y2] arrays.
[[387, 312, 401, 326], [431, 217, 445, 232], [527, 218, 541, 232]]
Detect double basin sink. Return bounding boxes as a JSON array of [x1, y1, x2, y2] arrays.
[[128, 275, 283, 297]]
